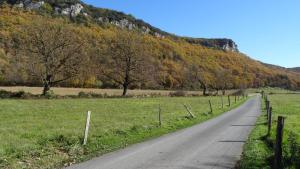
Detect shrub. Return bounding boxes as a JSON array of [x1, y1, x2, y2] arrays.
[[12, 90, 25, 98], [232, 89, 246, 96], [90, 92, 103, 98], [0, 90, 11, 98], [0, 90, 34, 99], [44, 90, 56, 99], [169, 90, 187, 97], [78, 91, 91, 98]]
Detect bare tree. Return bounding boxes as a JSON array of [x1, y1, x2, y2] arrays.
[[17, 21, 86, 95], [212, 68, 233, 95], [186, 64, 210, 96], [98, 30, 153, 96]]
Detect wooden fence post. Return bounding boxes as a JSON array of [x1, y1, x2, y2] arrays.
[[158, 104, 162, 127], [228, 96, 231, 107], [183, 104, 196, 118], [267, 107, 272, 136], [221, 96, 224, 109], [274, 116, 285, 169], [235, 95, 237, 103], [83, 111, 91, 145], [265, 99, 268, 112], [261, 90, 265, 99], [209, 100, 213, 114], [266, 100, 270, 116]]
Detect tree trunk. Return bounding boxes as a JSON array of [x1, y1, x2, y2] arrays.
[[199, 80, 208, 96], [122, 83, 128, 96], [43, 82, 50, 96], [42, 75, 52, 96], [203, 86, 207, 96], [222, 90, 226, 96]]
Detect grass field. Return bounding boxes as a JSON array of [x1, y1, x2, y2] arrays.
[[0, 86, 238, 96], [0, 96, 247, 169], [247, 87, 300, 95], [239, 94, 300, 169]]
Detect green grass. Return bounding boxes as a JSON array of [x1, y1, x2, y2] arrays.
[[247, 87, 300, 95], [0, 96, 247, 169], [239, 94, 300, 169]]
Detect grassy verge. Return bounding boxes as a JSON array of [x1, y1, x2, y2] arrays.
[[239, 94, 300, 169], [0, 96, 247, 169]]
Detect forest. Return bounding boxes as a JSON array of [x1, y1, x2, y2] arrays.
[[0, 5, 300, 96]]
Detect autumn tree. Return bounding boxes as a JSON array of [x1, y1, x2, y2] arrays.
[[98, 30, 154, 96], [16, 21, 86, 95], [211, 68, 233, 95], [158, 60, 186, 89], [186, 64, 210, 96], [0, 49, 7, 82]]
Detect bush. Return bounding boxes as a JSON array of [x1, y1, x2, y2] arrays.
[[169, 90, 187, 97], [0, 90, 11, 98], [44, 90, 56, 99], [232, 89, 246, 96], [78, 91, 103, 98], [78, 91, 92, 98], [0, 90, 34, 99]]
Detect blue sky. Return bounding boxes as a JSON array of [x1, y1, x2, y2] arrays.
[[82, 0, 300, 68]]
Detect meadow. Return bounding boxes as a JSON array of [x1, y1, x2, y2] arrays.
[[239, 94, 300, 169], [0, 96, 246, 169], [247, 87, 300, 95]]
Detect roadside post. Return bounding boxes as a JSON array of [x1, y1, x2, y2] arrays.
[[266, 100, 270, 116], [158, 104, 162, 127], [209, 100, 213, 114], [221, 95, 224, 109], [274, 116, 285, 169], [267, 107, 272, 136], [261, 90, 265, 99], [83, 111, 91, 145]]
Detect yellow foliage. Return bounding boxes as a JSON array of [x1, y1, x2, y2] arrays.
[[0, 7, 299, 89]]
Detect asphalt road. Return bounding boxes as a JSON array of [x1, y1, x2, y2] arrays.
[[67, 96, 261, 169]]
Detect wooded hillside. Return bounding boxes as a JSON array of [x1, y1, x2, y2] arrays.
[[0, 6, 299, 95]]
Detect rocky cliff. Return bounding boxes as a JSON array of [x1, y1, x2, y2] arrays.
[[2, 0, 239, 52]]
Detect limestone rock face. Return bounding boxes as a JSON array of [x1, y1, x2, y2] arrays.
[[13, 1, 83, 17], [26, 1, 44, 10], [14, 2, 24, 8], [222, 40, 238, 52], [185, 38, 239, 52], [15, 0, 44, 10], [105, 19, 137, 30], [61, 3, 83, 17], [5, 0, 238, 51]]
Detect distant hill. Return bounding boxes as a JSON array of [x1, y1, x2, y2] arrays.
[[1, 0, 239, 52], [0, 0, 299, 90], [289, 67, 300, 73]]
